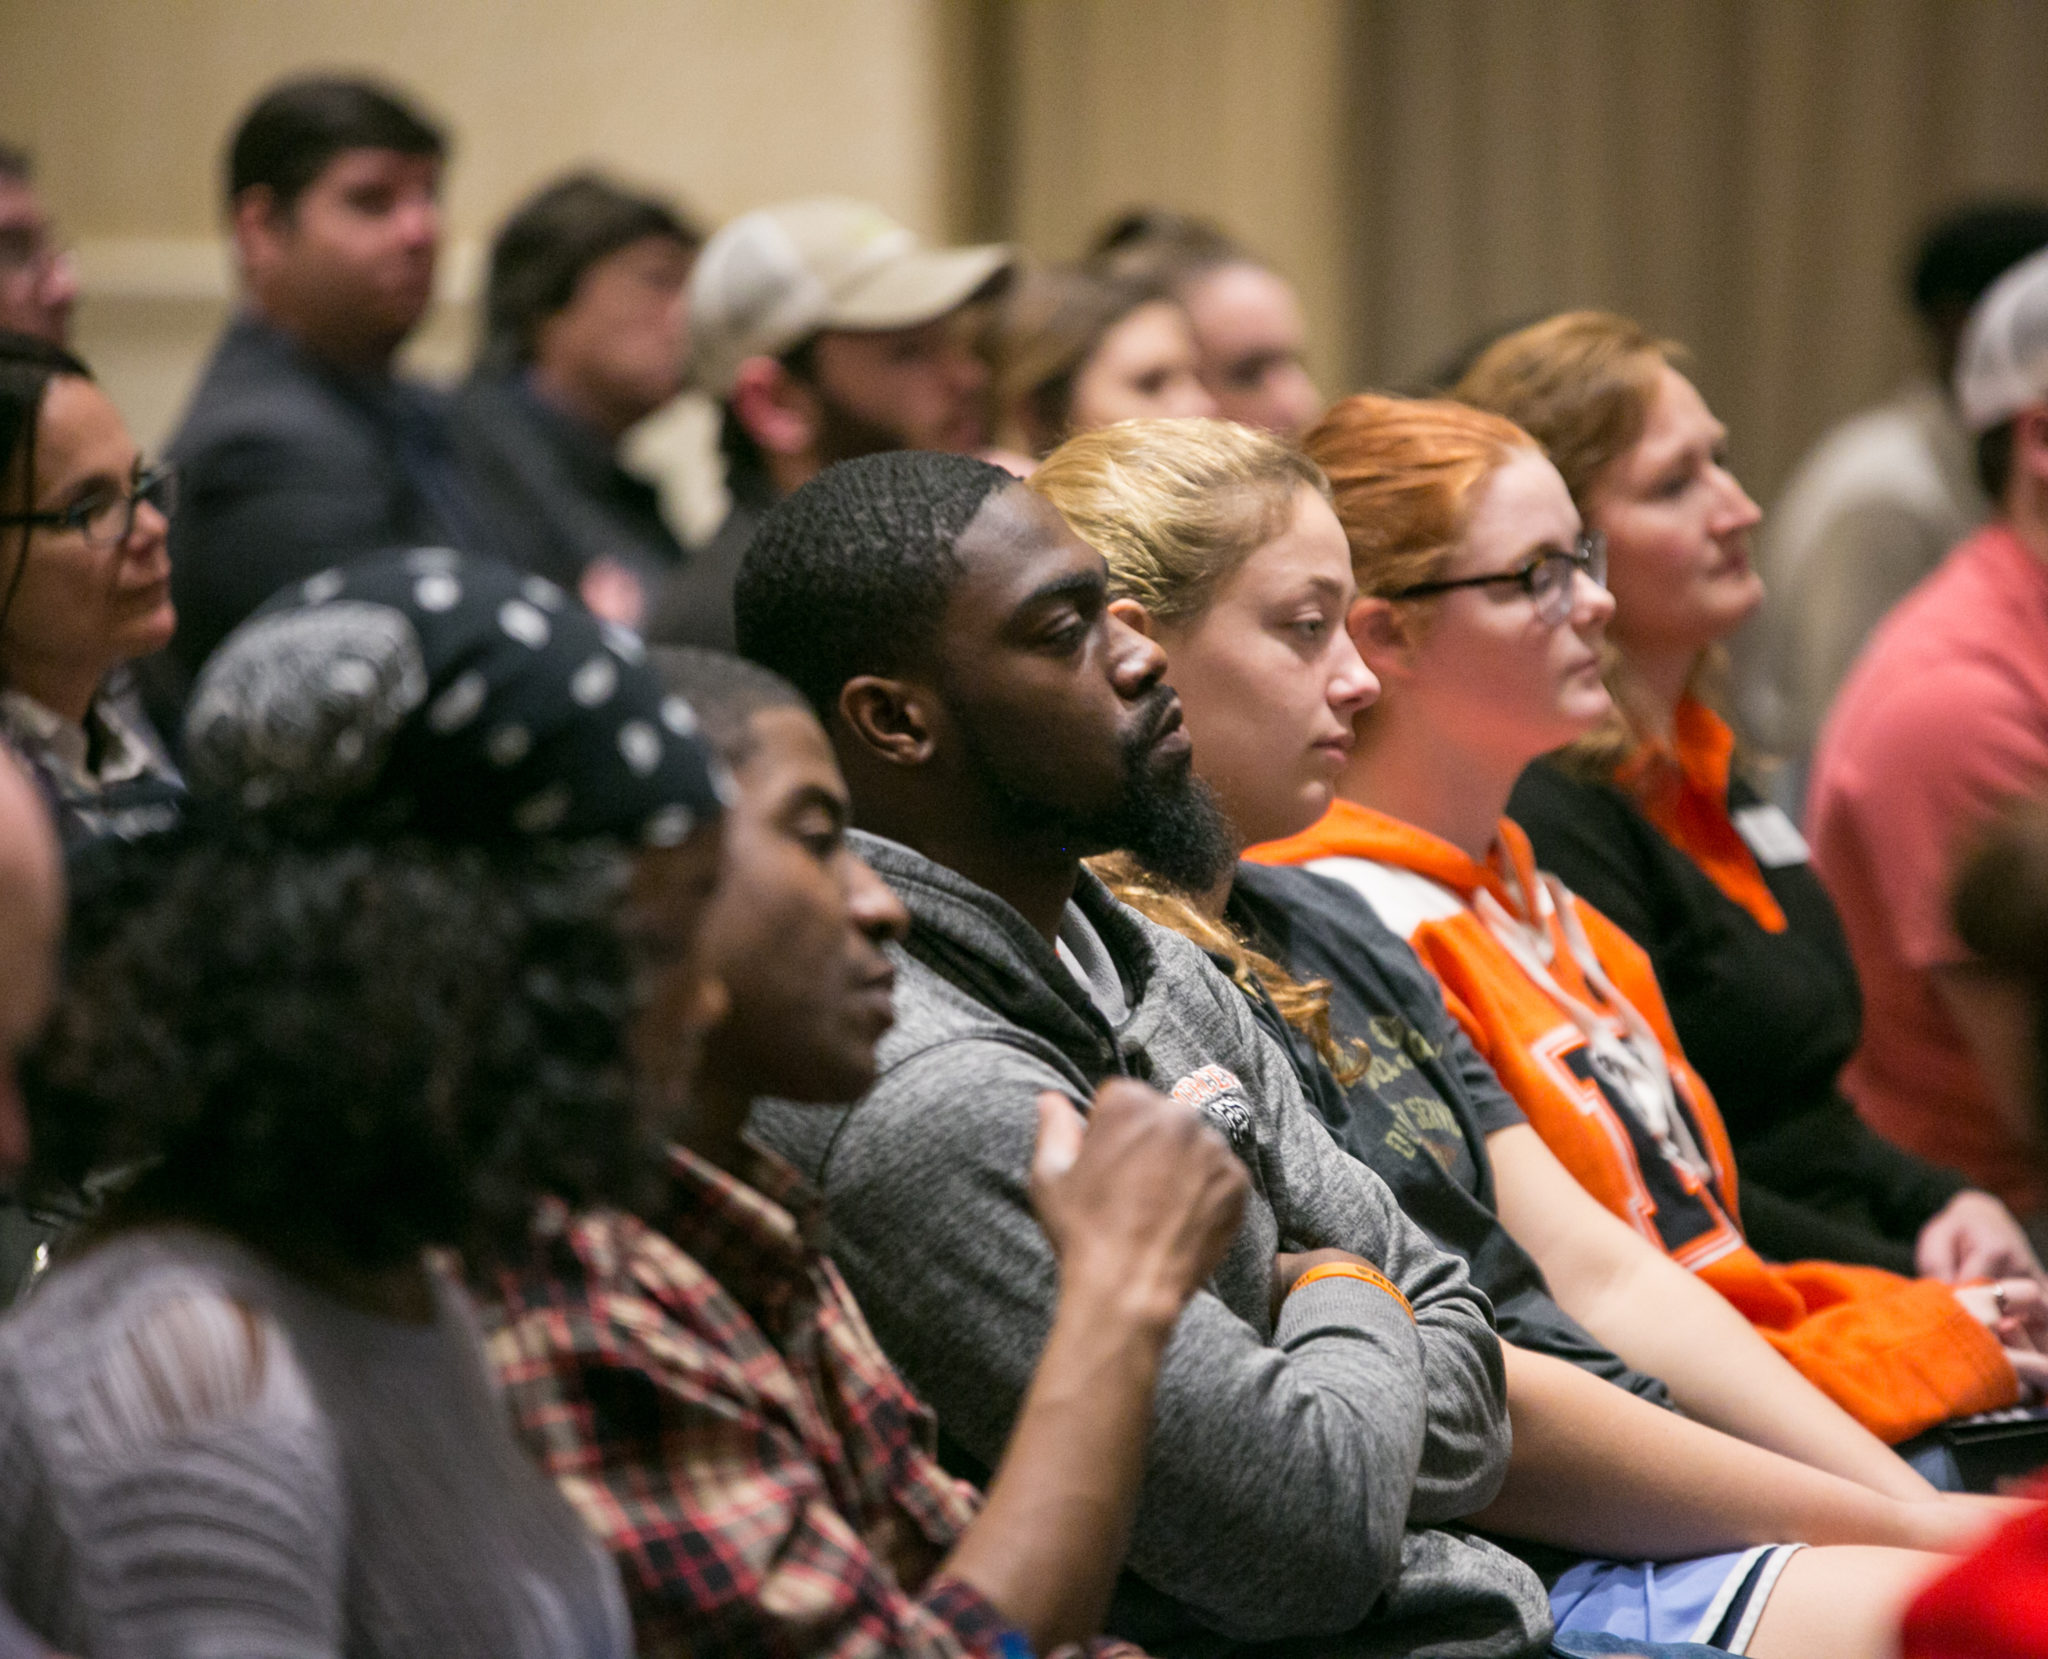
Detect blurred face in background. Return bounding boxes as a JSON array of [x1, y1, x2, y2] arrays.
[[535, 233, 695, 439], [811, 308, 992, 459], [236, 146, 442, 367], [1066, 300, 1217, 434], [1181, 262, 1322, 440], [0, 172, 76, 345], [1584, 364, 1763, 664]]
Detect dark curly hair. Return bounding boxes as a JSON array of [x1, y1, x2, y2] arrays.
[[24, 821, 653, 1275]]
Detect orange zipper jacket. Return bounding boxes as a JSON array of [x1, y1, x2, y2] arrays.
[[1253, 800, 2016, 1442]]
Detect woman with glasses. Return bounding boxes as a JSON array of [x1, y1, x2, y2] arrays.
[[1455, 313, 2042, 1289], [0, 330, 181, 850], [1251, 392, 2044, 1454]]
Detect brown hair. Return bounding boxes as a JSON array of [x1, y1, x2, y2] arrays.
[[1452, 310, 1710, 780], [992, 264, 1182, 458], [1029, 417, 1362, 1084], [1301, 392, 1539, 602]]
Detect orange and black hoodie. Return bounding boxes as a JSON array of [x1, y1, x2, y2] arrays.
[[1252, 799, 2017, 1443]]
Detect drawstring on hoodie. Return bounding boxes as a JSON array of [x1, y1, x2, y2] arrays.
[[1471, 869, 1716, 1187]]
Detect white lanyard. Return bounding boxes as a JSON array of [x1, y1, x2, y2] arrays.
[[1471, 867, 1715, 1186]]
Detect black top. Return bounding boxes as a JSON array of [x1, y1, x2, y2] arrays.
[[1508, 756, 1966, 1273], [1228, 861, 1672, 1408], [450, 370, 685, 597], [165, 314, 484, 686], [645, 479, 770, 653]]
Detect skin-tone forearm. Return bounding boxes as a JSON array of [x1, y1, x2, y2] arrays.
[[939, 1265, 1179, 1650], [1470, 1346, 1975, 1558], [1488, 1124, 1937, 1501]]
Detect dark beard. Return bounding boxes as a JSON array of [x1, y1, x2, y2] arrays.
[[812, 385, 923, 468], [962, 686, 1238, 895]]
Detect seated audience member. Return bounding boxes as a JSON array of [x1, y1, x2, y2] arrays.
[[1251, 394, 2046, 1447], [455, 171, 699, 629], [1904, 801, 2048, 1657], [488, 645, 1247, 1659], [0, 332, 181, 851], [164, 75, 482, 696], [1036, 416, 1989, 1654], [1746, 203, 2048, 806], [736, 451, 1556, 1659], [647, 199, 1012, 651], [1089, 208, 1322, 440], [1807, 247, 2048, 1222], [0, 146, 76, 345], [4, 547, 733, 1656], [990, 264, 1214, 459], [1453, 312, 2037, 1282]]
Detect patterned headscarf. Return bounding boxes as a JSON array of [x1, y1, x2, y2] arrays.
[[184, 546, 727, 846]]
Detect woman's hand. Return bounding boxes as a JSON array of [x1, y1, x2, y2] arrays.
[[1954, 1276, 2048, 1394], [1918, 1189, 2044, 1284]]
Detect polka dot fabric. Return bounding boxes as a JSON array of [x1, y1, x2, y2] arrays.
[[184, 547, 728, 847]]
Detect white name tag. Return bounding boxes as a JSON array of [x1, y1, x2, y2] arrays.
[[1733, 803, 1810, 868]]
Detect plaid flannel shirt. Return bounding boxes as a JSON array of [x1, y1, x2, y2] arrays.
[[485, 1142, 1019, 1659]]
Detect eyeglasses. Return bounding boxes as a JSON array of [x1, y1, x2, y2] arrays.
[[1385, 530, 1607, 627], [0, 462, 178, 550]]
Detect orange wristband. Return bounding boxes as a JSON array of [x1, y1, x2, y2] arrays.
[[1288, 1260, 1414, 1320]]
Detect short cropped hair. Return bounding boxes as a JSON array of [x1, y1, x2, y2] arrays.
[[480, 171, 701, 370], [734, 450, 1017, 720], [226, 75, 445, 214], [1088, 207, 1251, 293], [651, 647, 809, 768]]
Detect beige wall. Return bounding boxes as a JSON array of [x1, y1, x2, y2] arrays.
[[0, 0, 964, 534], [13, 0, 2048, 526]]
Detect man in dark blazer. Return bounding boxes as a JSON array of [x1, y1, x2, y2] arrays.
[[162, 76, 480, 701]]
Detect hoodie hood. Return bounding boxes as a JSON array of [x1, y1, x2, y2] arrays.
[[1252, 799, 1545, 922]]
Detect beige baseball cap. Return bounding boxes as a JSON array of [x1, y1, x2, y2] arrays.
[[1956, 243, 2048, 433], [687, 197, 1013, 397]]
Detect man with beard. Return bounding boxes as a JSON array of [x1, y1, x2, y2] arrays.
[[739, 452, 1554, 1659], [647, 199, 1011, 652]]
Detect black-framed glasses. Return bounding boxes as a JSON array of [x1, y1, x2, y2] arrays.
[[0, 462, 177, 550], [1385, 530, 1606, 627]]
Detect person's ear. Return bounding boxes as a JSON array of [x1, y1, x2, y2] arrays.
[[1107, 597, 1155, 637], [730, 357, 822, 458], [230, 185, 289, 276], [1348, 595, 1418, 683], [2015, 408, 2048, 492], [838, 675, 939, 767]]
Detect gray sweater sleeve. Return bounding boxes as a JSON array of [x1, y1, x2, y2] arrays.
[[1185, 956, 1513, 1529], [812, 1034, 1484, 1643]]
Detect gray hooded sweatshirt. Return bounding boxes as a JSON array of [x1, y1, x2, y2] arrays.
[[752, 833, 1551, 1659]]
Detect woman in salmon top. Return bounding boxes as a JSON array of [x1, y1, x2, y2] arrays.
[[1252, 392, 2045, 1447], [1452, 310, 2039, 1280]]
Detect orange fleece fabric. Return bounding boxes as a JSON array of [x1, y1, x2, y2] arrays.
[[1252, 800, 2017, 1442], [1614, 699, 1788, 934]]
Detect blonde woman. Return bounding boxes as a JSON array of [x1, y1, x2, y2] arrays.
[[1034, 415, 1994, 1659]]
